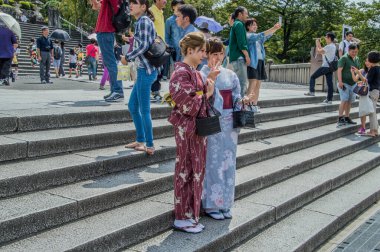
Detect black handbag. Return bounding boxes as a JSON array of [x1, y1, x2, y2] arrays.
[[144, 36, 171, 68], [233, 99, 255, 128], [353, 81, 369, 96], [195, 96, 221, 137], [325, 55, 338, 72]]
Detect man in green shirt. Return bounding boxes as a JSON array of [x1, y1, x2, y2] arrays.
[[337, 43, 360, 126], [229, 6, 250, 96]]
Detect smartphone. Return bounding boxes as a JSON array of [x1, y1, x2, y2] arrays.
[[279, 16, 282, 25]]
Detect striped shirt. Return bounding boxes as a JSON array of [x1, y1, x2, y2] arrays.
[[126, 15, 156, 75]]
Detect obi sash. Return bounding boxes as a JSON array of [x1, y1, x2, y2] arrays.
[[219, 89, 233, 109]]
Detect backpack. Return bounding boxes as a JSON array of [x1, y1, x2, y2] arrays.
[[109, 0, 132, 33], [144, 36, 170, 68], [54, 46, 62, 60]]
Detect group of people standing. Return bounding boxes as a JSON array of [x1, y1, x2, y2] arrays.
[[305, 30, 380, 136], [88, 0, 281, 233]]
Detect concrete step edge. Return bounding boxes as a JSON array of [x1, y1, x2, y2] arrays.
[[3, 141, 379, 251], [0, 125, 377, 244]]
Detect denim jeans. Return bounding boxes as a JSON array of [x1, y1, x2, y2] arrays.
[[97, 32, 123, 95], [87, 57, 97, 78], [231, 58, 248, 97], [309, 67, 333, 101], [128, 68, 158, 147]]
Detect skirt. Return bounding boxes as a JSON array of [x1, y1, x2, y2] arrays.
[[247, 60, 267, 80]]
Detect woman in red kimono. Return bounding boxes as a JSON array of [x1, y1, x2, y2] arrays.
[[169, 32, 220, 233]]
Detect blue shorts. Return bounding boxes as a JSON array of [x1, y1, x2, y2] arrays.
[[338, 83, 357, 103], [53, 59, 61, 68]]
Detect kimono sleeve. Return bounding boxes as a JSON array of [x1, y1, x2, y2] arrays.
[[170, 70, 204, 117], [231, 71, 242, 110]]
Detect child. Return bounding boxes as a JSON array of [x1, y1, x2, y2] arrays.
[[10, 45, 20, 82], [75, 44, 84, 76], [68, 49, 79, 78]]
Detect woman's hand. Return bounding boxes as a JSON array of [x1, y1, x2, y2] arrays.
[[242, 95, 250, 105], [120, 56, 128, 65], [207, 60, 221, 81], [121, 35, 130, 42]]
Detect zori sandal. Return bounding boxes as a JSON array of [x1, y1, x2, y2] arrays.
[[135, 145, 155, 156], [125, 142, 144, 149], [173, 224, 203, 233]]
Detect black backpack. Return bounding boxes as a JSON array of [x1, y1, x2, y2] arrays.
[[53, 46, 62, 60], [144, 36, 170, 68], [109, 0, 132, 34]]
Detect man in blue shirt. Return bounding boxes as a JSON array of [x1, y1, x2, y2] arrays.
[[176, 4, 198, 37], [0, 24, 18, 86], [165, 0, 185, 63], [37, 26, 54, 84]]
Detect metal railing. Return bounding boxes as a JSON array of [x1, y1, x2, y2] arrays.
[[59, 16, 89, 43]]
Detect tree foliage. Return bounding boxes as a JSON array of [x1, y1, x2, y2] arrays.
[[52, 0, 380, 64]]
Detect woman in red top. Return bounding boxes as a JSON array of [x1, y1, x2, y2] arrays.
[[86, 39, 99, 81], [169, 32, 220, 233]]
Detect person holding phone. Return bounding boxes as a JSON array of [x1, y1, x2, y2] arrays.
[[305, 32, 337, 104], [336, 43, 360, 127], [245, 18, 281, 112]]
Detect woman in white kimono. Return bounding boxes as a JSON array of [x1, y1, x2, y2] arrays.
[[201, 37, 249, 220]]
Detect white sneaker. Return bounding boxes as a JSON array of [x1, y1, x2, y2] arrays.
[[322, 99, 332, 105]]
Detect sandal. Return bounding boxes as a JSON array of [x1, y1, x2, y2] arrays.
[[135, 145, 155, 156], [173, 224, 203, 233], [125, 142, 144, 149], [205, 211, 225, 220], [188, 219, 205, 229], [221, 209, 232, 219]]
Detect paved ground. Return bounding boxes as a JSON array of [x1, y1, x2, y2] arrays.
[[0, 76, 311, 114]]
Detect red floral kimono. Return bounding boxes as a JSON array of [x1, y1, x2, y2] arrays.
[[168, 62, 208, 222]]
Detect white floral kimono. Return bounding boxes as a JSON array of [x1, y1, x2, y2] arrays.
[[200, 65, 241, 210]]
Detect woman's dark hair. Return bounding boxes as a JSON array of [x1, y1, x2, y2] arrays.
[[206, 37, 224, 54], [178, 4, 197, 24], [233, 6, 247, 20], [130, 0, 155, 21], [325, 32, 335, 41], [368, 51, 380, 64], [70, 48, 75, 55], [78, 43, 83, 48], [30, 38, 35, 42], [171, 0, 185, 8], [348, 43, 359, 51], [245, 18, 257, 31], [90, 38, 96, 44]]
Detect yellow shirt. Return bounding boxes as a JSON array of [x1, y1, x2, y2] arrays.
[[149, 4, 165, 39]]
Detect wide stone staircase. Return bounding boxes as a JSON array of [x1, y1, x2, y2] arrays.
[[17, 22, 102, 77], [0, 95, 380, 251]]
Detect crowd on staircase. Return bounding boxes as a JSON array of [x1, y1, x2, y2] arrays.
[[0, 0, 379, 237]]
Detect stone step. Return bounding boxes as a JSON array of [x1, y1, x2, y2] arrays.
[[124, 143, 380, 252], [0, 98, 344, 133], [2, 140, 379, 251], [0, 107, 365, 199], [232, 162, 380, 252], [0, 119, 376, 244], [0, 106, 366, 163]]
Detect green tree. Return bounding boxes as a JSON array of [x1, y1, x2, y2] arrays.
[[345, 0, 380, 64]]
